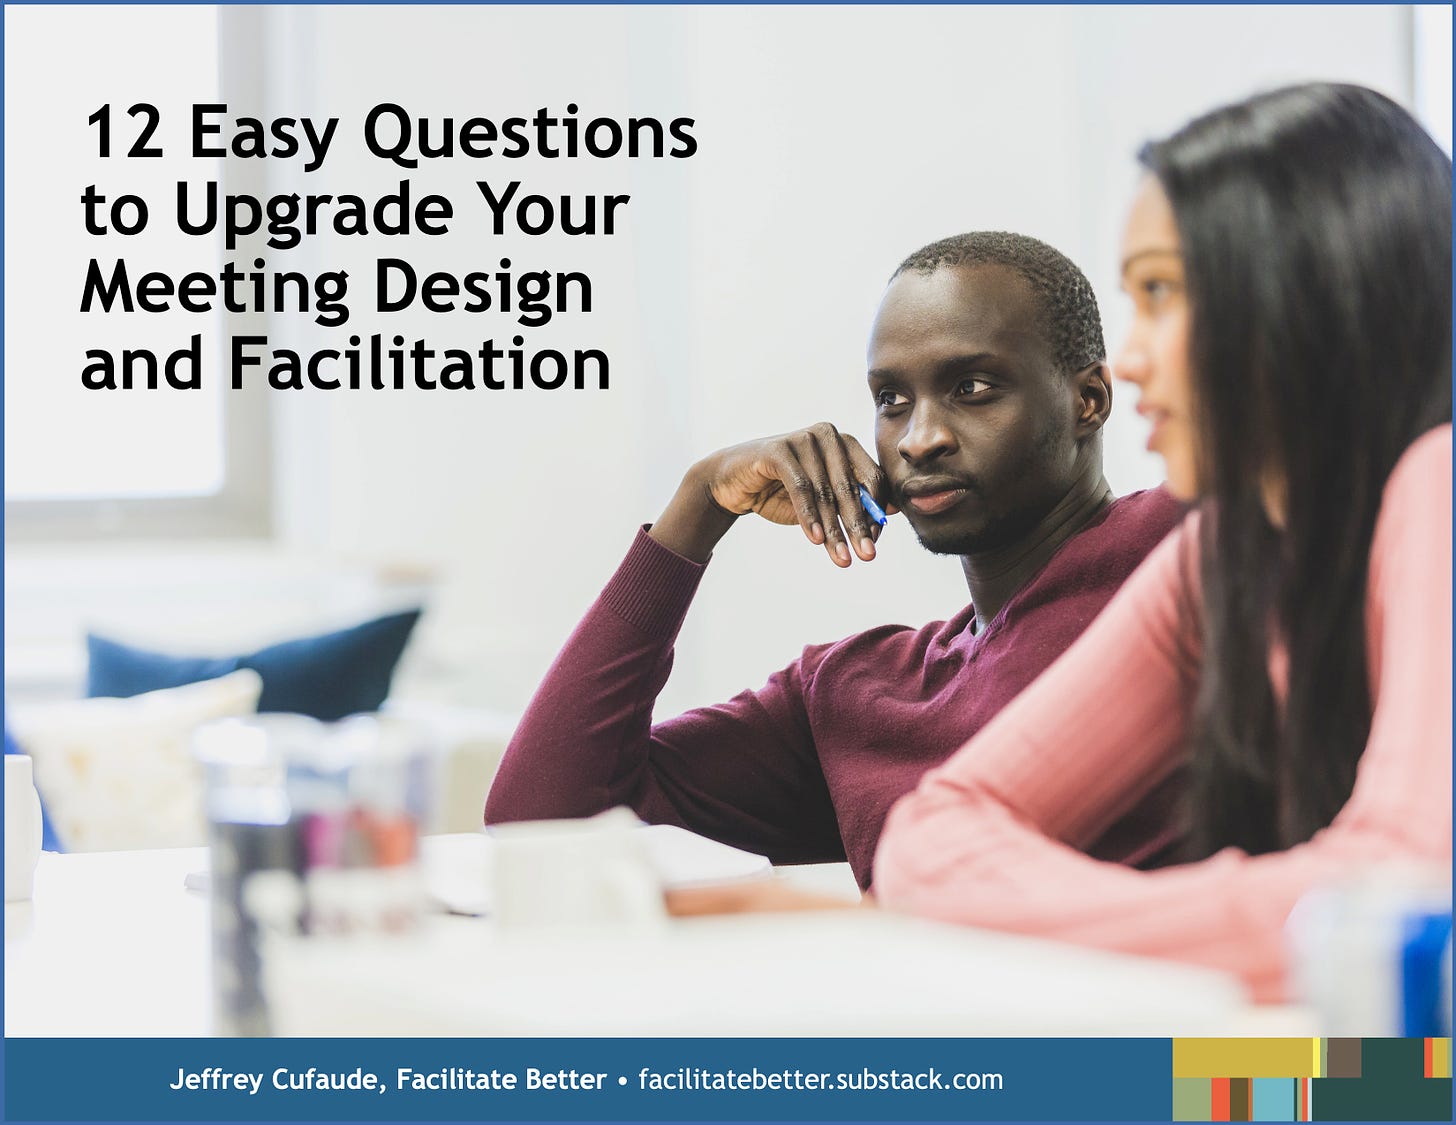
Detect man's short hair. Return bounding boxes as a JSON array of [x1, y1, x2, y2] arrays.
[[892, 232, 1106, 376]]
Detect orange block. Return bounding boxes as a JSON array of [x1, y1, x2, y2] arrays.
[[1211, 1076, 1230, 1121]]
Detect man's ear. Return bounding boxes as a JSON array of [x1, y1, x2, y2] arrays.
[[1073, 361, 1113, 438]]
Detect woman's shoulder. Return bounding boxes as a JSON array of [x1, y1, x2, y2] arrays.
[[1399, 421, 1450, 457], [1367, 425, 1452, 595], [1382, 423, 1452, 511]]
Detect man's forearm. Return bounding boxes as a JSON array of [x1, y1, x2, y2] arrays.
[[647, 463, 739, 563], [484, 529, 707, 827]]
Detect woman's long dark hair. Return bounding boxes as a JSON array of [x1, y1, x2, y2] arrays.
[[1139, 84, 1452, 859]]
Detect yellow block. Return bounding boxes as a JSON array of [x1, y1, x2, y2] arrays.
[[1173, 1039, 1320, 1078], [1433, 1038, 1451, 1079]]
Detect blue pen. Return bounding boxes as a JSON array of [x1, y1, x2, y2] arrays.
[[857, 484, 888, 527]]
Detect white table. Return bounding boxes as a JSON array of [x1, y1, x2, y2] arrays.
[[6, 847, 211, 1036], [6, 840, 1301, 1038]]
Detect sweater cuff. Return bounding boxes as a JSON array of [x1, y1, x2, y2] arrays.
[[599, 526, 709, 639]]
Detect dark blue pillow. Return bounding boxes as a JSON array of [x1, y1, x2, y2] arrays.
[[5, 727, 64, 852], [86, 609, 422, 722]]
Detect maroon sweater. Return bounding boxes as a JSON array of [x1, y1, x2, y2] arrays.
[[486, 489, 1185, 888]]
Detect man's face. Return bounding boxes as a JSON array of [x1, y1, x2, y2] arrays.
[[867, 263, 1083, 556]]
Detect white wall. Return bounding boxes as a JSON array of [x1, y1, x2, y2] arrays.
[[4, 6, 1422, 718], [268, 5, 1415, 716]]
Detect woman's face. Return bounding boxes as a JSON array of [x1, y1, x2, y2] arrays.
[[1115, 174, 1199, 500]]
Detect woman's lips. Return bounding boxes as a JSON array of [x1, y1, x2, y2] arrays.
[[1141, 409, 1170, 452], [905, 488, 968, 515]]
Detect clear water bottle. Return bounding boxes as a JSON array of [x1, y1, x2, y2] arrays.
[[194, 714, 432, 1035], [194, 716, 317, 1036]]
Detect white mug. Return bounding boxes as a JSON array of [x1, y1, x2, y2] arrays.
[[489, 808, 665, 931], [5, 755, 44, 902]]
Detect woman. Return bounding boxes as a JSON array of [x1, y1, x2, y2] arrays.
[[872, 83, 1451, 1000]]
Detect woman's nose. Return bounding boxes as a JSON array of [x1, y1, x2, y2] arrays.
[[1113, 334, 1151, 388]]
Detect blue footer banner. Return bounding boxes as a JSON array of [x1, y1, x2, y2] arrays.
[[2, 1037, 1170, 1122]]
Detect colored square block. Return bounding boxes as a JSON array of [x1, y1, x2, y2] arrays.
[[1253, 1077, 1297, 1121], [1310, 1076, 1452, 1121], [1424, 1038, 1450, 1079], [1213, 1076, 1231, 1120], [1175, 1039, 1321, 1079], [1325, 1039, 1362, 1079], [1231, 1076, 1252, 1120], [1174, 1077, 1213, 1121], [1360, 1037, 1422, 1080]]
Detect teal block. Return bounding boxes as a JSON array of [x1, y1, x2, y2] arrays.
[[1253, 1077, 1296, 1121], [1311, 1076, 1452, 1121], [1359, 1038, 1425, 1081]]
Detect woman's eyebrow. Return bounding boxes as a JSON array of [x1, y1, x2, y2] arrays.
[[1120, 248, 1183, 275]]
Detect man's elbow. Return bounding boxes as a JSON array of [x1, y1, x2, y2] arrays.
[[481, 782, 518, 827], [482, 763, 616, 827], [481, 757, 555, 825]]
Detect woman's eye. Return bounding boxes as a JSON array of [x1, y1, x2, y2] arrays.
[[875, 389, 907, 408], [1140, 278, 1180, 303]]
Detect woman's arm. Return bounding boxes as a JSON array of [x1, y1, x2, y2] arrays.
[[875, 432, 1451, 1000]]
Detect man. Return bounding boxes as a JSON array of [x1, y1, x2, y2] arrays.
[[485, 232, 1184, 888]]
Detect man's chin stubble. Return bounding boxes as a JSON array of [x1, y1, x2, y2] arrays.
[[909, 506, 1033, 557], [911, 526, 994, 557]]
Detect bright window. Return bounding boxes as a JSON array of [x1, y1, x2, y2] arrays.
[[4, 6, 268, 535]]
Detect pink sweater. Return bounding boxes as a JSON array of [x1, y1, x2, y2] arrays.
[[874, 426, 1452, 1001]]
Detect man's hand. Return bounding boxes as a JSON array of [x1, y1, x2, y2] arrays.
[[650, 423, 896, 565]]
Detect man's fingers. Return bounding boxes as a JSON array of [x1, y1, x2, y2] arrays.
[[769, 448, 827, 547], [791, 435, 851, 567], [842, 434, 889, 501], [811, 427, 878, 561], [841, 435, 898, 517], [726, 427, 893, 558]]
